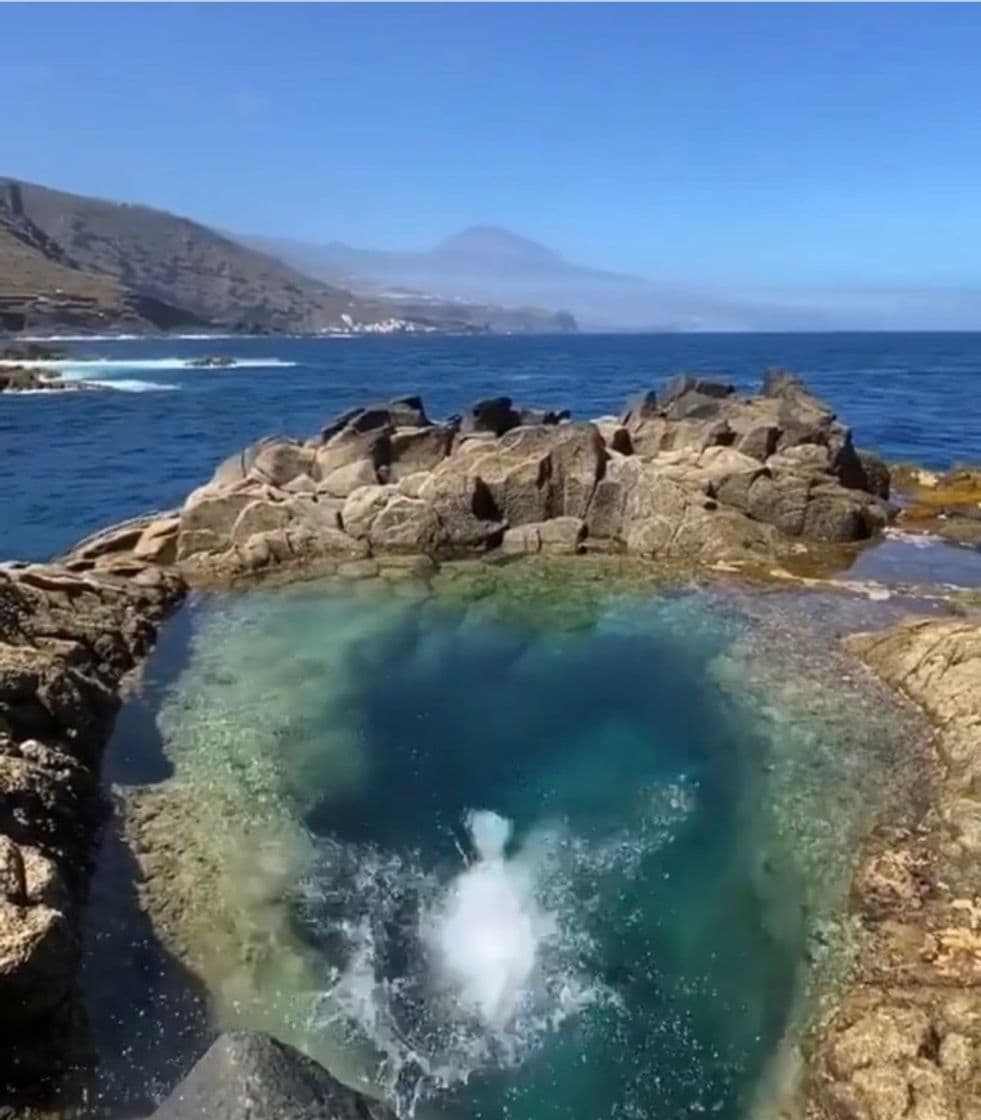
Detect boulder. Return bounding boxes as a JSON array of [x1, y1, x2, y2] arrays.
[[661, 375, 735, 405], [493, 423, 608, 519], [388, 425, 455, 481], [538, 516, 587, 553], [665, 391, 729, 422], [619, 390, 660, 428], [500, 525, 543, 554], [317, 406, 365, 444], [148, 1031, 396, 1120], [856, 450, 891, 499], [247, 440, 315, 488], [465, 446, 552, 527], [594, 418, 633, 455], [319, 397, 430, 445], [132, 517, 180, 564], [211, 437, 279, 487], [620, 468, 776, 562], [178, 485, 263, 560], [584, 454, 645, 540], [463, 396, 522, 437], [416, 468, 503, 550], [316, 458, 380, 499], [313, 428, 390, 479], [340, 485, 393, 539], [230, 500, 295, 545], [368, 496, 440, 554]]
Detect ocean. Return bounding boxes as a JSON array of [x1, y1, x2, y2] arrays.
[[2, 331, 980, 563]]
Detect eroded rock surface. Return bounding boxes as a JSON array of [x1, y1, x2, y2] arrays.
[[0, 558, 184, 1092], [158, 373, 892, 585], [804, 616, 981, 1120]]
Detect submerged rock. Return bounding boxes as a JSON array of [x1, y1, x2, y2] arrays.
[[150, 1032, 395, 1120]]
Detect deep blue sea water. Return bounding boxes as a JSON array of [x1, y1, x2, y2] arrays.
[[2, 332, 980, 561]]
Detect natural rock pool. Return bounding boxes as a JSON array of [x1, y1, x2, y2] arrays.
[[82, 562, 931, 1120]]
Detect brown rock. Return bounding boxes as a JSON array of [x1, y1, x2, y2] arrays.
[[388, 425, 455, 481], [132, 517, 180, 564], [247, 440, 314, 488], [315, 458, 380, 498], [368, 496, 440, 554]]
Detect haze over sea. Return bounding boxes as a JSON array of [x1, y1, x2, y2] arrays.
[[2, 331, 980, 562]]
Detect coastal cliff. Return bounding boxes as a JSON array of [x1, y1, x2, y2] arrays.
[[0, 177, 577, 336]]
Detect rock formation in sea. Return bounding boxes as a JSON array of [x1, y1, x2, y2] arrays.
[[120, 370, 893, 587]]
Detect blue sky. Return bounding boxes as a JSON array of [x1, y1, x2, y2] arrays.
[[4, 3, 981, 300]]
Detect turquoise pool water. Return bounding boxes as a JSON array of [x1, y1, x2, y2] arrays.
[[87, 567, 927, 1119]]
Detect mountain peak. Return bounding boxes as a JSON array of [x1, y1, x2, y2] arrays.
[[434, 226, 566, 266]]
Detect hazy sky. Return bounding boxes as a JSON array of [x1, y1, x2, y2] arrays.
[[4, 3, 981, 296]]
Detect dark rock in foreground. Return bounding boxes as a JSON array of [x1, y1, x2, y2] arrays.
[[150, 1032, 394, 1120]]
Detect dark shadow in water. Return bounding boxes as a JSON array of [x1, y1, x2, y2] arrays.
[[78, 600, 214, 1116], [302, 604, 745, 856], [79, 817, 213, 1118], [102, 601, 196, 786]]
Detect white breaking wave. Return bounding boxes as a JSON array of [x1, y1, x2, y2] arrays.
[[883, 527, 944, 548], [30, 356, 297, 374], [1, 378, 177, 394], [84, 378, 179, 393], [299, 792, 693, 1117]]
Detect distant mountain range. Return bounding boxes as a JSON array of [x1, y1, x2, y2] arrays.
[[245, 226, 651, 328], [4, 177, 975, 336], [0, 180, 576, 336], [245, 223, 981, 333]]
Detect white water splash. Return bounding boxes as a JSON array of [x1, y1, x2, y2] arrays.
[[425, 811, 549, 1031], [301, 793, 693, 1116]]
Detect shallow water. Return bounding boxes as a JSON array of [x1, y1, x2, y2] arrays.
[[83, 568, 930, 1119]]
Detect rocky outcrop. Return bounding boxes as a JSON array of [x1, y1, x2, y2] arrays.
[[149, 1031, 395, 1120], [804, 616, 981, 1120], [0, 365, 79, 393], [160, 374, 892, 585], [893, 466, 981, 547], [0, 557, 184, 1091]]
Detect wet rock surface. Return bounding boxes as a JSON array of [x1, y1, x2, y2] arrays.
[[0, 558, 184, 1095], [803, 616, 981, 1120]]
